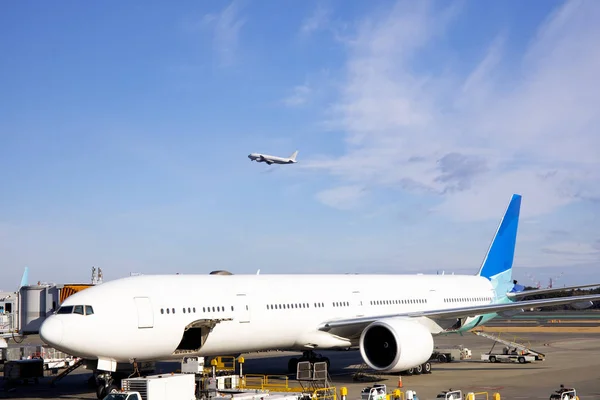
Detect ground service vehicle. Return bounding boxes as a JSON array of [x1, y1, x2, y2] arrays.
[[103, 373, 196, 400]]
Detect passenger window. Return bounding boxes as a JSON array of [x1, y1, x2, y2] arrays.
[[73, 305, 84, 315], [85, 306, 94, 315]]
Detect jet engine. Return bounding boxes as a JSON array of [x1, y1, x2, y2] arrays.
[[359, 318, 434, 372]]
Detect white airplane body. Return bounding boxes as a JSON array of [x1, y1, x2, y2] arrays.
[[39, 194, 600, 397], [41, 273, 495, 362], [248, 150, 298, 165]]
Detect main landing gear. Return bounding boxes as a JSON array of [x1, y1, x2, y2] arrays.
[[287, 350, 331, 374], [94, 371, 120, 399], [402, 361, 432, 376]]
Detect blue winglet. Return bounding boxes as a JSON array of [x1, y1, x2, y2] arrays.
[[477, 194, 521, 281]]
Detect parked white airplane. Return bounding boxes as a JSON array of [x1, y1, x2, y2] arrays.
[[39, 194, 600, 398], [248, 150, 298, 165]]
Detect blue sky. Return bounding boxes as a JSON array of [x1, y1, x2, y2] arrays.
[[1, 0, 599, 289]]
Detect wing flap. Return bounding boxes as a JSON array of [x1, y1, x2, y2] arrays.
[[318, 293, 600, 332]]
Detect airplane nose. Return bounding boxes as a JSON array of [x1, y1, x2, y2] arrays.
[[40, 317, 63, 347]]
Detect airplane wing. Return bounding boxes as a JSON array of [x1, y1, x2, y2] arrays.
[[318, 293, 600, 334], [507, 283, 600, 299]]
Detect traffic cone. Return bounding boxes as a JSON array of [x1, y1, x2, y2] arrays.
[[397, 376, 403, 388]]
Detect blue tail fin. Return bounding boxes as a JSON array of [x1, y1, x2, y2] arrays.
[[19, 267, 29, 288], [477, 194, 521, 295]]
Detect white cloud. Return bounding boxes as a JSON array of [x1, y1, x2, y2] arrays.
[[300, 5, 330, 36], [201, 1, 246, 66], [303, 0, 600, 221], [282, 84, 312, 107]]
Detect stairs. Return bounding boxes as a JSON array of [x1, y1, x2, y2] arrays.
[[296, 361, 337, 400], [50, 358, 84, 386]]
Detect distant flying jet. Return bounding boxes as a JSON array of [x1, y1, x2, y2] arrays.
[[248, 150, 298, 165]]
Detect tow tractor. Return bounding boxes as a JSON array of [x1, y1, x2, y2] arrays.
[[103, 394, 139, 400], [360, 384, 388, 400], [549, 386, 578, 400], [430, 346, 472, 363], [435, 390, 463, 400]]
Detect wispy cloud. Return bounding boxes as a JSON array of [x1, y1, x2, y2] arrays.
[[315, 185, 367, 210], [201, 0, 246, 66], [541, 241, 600, 256], [302, 0, 600, 221], [282, 84, 312, 107], [300, 5, 330, 36]]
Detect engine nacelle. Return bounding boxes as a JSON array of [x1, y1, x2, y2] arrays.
[[359, 318, 434, 372]]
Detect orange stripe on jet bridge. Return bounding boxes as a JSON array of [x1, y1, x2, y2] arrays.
[[59, 284, 93, 304]]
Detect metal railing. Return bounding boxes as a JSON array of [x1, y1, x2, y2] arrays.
[[240, 374, 305, 392], [312, 387, 337, 400], [0, 312, 17, 334], [466, 392, 489, 400], [203, 356, 237, 374]]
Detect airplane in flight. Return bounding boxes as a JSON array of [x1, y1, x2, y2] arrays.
[[248, 150, 298, 165], [39, 194, 600, 398]]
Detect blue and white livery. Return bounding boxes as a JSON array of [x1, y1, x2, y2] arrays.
[[39, 194, 600, 397]]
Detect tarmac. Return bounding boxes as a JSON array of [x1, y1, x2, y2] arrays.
[[2, 314, 600, 399]]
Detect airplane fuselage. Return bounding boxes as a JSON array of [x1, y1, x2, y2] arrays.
[[248, 153, 296, 164], [41, 273, 497, 363]]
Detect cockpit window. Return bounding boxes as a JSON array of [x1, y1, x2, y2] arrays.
[[56, 305, 95, 315], [57, 306, 74, 314]]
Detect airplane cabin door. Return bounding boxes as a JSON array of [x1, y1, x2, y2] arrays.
[[134, 297, 154, 329], [352, 290, 364, 317], [235, 294, 250, 323]]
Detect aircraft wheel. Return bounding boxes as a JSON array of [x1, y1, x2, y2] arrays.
[[96, 385, 106, 399], [422, 362, 432, 374], [404, 367, 414, 376], [106, 384, 119, 394], [414, 364, 423, 375]]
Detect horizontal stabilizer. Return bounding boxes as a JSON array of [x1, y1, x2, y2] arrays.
[[507, 283, 600, 299]]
